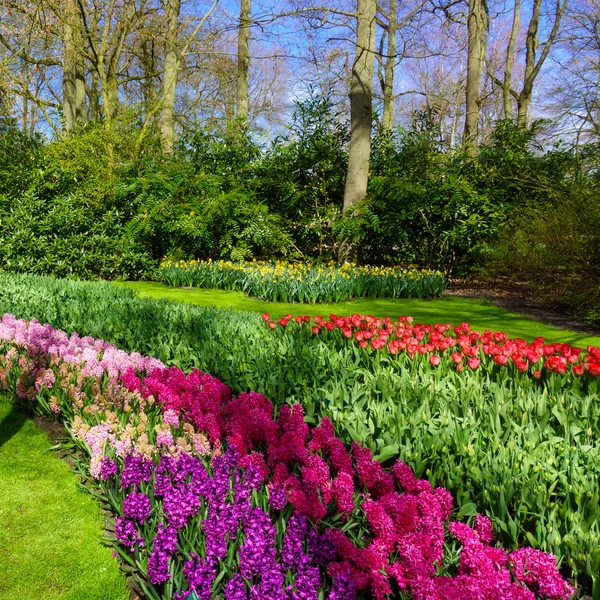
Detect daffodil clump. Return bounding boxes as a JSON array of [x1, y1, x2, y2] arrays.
[[156, 259, 447, 303]]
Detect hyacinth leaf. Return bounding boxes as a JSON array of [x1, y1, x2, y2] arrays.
[[457, 502, 478, 518], [373, 443, 399, 463]]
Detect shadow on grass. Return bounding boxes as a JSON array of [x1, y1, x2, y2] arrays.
[[0, 400, 27, 452]]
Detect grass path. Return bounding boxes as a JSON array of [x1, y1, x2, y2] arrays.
[[119, 282, 600, 348], [0, 395, 129, 600]]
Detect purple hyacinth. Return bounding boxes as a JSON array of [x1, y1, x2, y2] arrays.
[[307, 530, 336, 566], [163, 484, 201, 529], [249, 563, 286, 600], [282, 514, 307, 569], [183, 553, 216, 600], [225, 574, 247, 600], [239, 507, 278, 579], [100, 456, 117, 480], [115, 516, 144, 549], [147, 522, 178, 585], [120, 453, 154, 488], [327, 570, 357, 600], [291, 554, 321, 600], [268, 486, 287, 511], [123, 492, 151, 524]]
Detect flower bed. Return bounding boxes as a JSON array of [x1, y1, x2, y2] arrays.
[[0, 314, 575, 600], [261, 313, 600, 379], [156, 259, 447, 303], [0, 275, 598, 594], [259, 313, 600, 593]]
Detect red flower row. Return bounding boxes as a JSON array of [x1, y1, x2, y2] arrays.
[[262, 313, 600, 377]]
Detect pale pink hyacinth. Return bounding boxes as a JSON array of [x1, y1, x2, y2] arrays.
[[0, 314, 165, 379], [90, 453, 103, 479], [162, 409, 180, 428], [34, 368, 56, 392]]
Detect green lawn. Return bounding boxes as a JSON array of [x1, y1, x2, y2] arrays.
[[0, 395, 129, 600], [118, 281, 600, 348]]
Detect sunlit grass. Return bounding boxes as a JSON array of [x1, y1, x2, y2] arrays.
[[118, 281, 600, 348], [0, 395, 129, 600]]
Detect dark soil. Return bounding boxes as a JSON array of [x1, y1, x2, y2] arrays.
[[446, 276, 600, 339]]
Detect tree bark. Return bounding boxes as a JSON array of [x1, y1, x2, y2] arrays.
[[63, 0, 86, 133], [236, 0, 251, 122], [381, 0, 397, 133], [62, 0, 77, 133], [503, 0, 520, 119], [160, 0, 181, 154], [141, 39, 157, 118], [343, 0, 377, 213], [517, 0, 541, 126], [463, 0, 488, 149]]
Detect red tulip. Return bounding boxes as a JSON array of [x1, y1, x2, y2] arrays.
[[451, 352, 463, 364], [268, 321, 276, 329], [467, 357, 481, 370], [429, 355, 441, 367], [262, 313, 270, 321]]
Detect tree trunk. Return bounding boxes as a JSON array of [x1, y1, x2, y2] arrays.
[[160, 0, 181, 154], [343, 0, 377, 213], [503, 0, 520, 120], [517, 0, 541, 126], [63, 0, 86, 133], [74, 18, 87, 126], [506, 0, 569, 127], [89, 69, 101, 120], [463, 0, 488, 149], [381, 0, 397, 133], [236, 0, 251, 122], [141, 39, 157, 118], [62, 0, 77, 133]]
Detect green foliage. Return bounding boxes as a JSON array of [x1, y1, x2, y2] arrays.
[[252, 92, 349, 258], [121, 168, 293, 262], [478, 121, 600, 327], [0, 272, 598, 588], [343, 118, 505, 273], [486, 194, 600, 326], [184, 118, 261, 179], [0, 128, 44, 199]]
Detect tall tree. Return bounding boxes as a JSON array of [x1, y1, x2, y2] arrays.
[[342, 0, 377, 215], [380, 0, 397, 133], [160, 0, 181, 153], [236, 0, 251, 121], [517, 0, 569, 125], [463, 0, 488, 148], [502, 0, 520, 119], [62, 0, 86, 133]]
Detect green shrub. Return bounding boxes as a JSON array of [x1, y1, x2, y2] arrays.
[[251, 92, 349, 259]]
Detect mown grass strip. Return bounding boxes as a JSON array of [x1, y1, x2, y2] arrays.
[[0, 395, 129, 600], [119, 281, 600, 348]]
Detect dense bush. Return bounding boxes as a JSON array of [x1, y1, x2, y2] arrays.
[[476, 123, 600, 326], [0, 272, 598, 592], [251, 93, 349, 259]]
